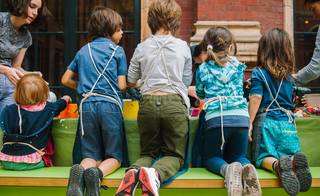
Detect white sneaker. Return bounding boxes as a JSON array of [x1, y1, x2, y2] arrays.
[[224, 162, 243, 196], [242, 164, 262, 196], [139, 167, 160, 196]]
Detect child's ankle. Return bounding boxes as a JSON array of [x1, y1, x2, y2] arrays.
[[97, 168, 104, 180], [272, 160, 280, 176]]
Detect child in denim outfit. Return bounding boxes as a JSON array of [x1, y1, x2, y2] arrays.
[[249, 28, 312, 196], [62, 6, 127, 196], [196, 27, 261, 196], [116, 0, 192, 195]]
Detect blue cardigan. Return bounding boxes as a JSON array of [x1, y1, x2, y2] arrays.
[[0, 99, 67, 156]]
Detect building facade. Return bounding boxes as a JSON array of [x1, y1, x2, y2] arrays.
[[0, 0, 318, 96]]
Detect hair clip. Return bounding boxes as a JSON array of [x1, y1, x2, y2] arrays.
[[207, 44, 213, 51]]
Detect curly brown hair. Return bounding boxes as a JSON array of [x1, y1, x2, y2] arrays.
[[6, 0, 50, 27], [147, 0, 182, 35], [257, 28, 295, 79], [87, 6, 123, 41]]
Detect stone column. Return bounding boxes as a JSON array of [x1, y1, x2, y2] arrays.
[[141, 0, 154, 41], [191, 21, 261, 63], [283, 0, 294, 42]]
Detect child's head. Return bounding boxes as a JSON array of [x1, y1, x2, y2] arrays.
[[257, 28, 295, 79], [200, 26, 237, 66], [6, 0, 49, 26], [190, 44, 207, 65], [87, 6, 123, 43], [147, 0, 182, 35], [14, 73, 49, 105]]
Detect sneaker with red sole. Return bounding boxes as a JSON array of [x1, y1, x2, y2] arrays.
[[139, 167, 160, 196], [115, 168, 140, 196]]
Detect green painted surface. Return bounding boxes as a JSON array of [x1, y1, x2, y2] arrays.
[[0, 117, 320, 167], [0, 187, 319, 196], [0, 167, 319, 181], [52, 117, 320, 166]]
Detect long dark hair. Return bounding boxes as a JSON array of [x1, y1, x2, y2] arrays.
[[257, 28, 295, 79]]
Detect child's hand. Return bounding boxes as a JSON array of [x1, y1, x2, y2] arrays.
[[248, 123, 253, 142], [188, 86, 198, 99], [62, 95, 72, 103]]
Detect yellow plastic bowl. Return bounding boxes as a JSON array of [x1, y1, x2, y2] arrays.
[[123, 99, 139, 119]]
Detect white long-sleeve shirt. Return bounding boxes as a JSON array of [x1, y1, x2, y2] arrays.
[[127, 35, 192, 108]]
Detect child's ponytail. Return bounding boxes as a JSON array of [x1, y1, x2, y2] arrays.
[[200, 26, 237, 63]]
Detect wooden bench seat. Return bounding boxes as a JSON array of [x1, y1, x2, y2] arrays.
[[0, 167, 319, 188]]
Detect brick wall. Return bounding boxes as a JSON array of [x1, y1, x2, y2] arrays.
[[176, 0, 197, 41], [163, 0, 284, 42], [196, 0, 284, 33]]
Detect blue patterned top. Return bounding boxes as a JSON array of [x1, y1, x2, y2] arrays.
[[196, 57, 248, 120]]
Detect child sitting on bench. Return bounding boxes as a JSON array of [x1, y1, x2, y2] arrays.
[[0, 73, 70, 170]]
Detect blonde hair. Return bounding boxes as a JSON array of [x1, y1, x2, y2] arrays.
[[14, 73, 49, 105], [147, 0, 182, 35]]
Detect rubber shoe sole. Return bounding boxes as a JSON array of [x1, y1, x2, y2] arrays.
[[84, 168, 101, 196], [279, 156, 300, 196], [242, 164, 262, 196], [225, 162, 243, 196], [294, 152, 312, 192], [66, 164, 85, 196], [115, 169, 139, 196], [139, 167, 159, 196]]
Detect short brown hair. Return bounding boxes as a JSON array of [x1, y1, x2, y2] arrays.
[[87, 6, 123, 41], [14, 73, 49, 105], [257, 28, 295, 79], [6, 0, 50, 27], [147, 0, 182, 35]]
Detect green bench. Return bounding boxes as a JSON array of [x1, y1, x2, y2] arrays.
[[0, 117, 320, 195]]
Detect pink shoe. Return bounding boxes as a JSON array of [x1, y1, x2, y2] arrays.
[[139, 167, 160, 196], [116, 169, 139, 196]]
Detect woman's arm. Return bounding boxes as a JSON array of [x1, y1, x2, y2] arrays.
[[293, 27, 320, 85], [12, 48, 27, 68], [248, 95, 262, 141], [61, 69, 78, 89]]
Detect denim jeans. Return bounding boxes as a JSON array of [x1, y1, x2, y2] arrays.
[[80, 101, 124, 162], [203, 125, 250, 175], [0, 74, 15, 114]]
